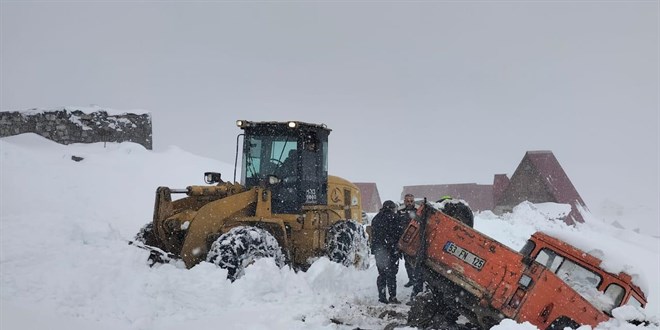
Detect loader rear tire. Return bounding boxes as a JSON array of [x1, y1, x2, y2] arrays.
[[325, 220, 370, 270], [206, 226, 285, 281]]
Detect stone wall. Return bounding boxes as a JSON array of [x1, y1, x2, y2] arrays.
[[0, 108, 152, 149]]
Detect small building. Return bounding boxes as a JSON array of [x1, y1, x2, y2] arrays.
[[354, 182, 382, 213], [400, 150, 587, 225], [401, 183, 494, 212]]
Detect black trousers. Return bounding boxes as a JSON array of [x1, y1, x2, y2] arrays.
[[374, 248, 399, 299], [403, 255, 424, 298]]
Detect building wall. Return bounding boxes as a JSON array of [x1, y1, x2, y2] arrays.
[[354, 182, 382, 213], [492, 174, 510, 206], [402, 151, 585, 225], [0, 109, 152, 150], [402, 183, 494, 211]]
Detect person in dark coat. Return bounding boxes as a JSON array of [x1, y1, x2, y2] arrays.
[[371, 200, 402, 304], [398, 194, 417, 288]]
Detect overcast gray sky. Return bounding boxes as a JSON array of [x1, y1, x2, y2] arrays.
[[1, 1, 658, 233]]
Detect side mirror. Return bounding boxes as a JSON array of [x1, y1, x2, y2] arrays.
[[204, 172, 222, 184]]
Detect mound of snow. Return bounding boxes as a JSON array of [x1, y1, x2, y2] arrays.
[[1, 134, 658, 330]]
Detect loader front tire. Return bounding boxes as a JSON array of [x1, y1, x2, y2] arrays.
[[206, 226, 285, 281], [325, 220, 370, 270]]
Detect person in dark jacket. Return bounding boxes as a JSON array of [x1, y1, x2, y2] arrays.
[[371, 200, 402, 304], [398, 194, 417, 288]]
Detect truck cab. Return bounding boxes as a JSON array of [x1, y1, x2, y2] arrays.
[[399, 203, 647, 329], [522, 232, 647, 314]]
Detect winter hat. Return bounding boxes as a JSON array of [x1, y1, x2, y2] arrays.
[[382, 200, 397, 212]]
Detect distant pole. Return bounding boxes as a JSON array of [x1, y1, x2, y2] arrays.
[[99, 128, 111, 148]]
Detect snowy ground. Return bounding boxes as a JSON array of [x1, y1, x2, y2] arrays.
[[1, 134, 658, 330]]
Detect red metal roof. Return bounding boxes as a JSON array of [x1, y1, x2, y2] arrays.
[[498, 151, 587, 224], [397, 151, 587, 225]]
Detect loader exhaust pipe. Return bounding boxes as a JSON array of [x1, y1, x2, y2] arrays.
[[234, 133, 244, 183]]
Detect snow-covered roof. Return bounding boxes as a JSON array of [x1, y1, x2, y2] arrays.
[[13, 105, 151, 116]]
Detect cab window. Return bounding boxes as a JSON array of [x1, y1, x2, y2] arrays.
[[602, 284, 625, 313], [271, 140, 297, 163], [555, 258, 602, 291], [244, 138, 263, 181], [243, 135, 297, 187], [535, 248, 564, 272], [627, 295, 643, 308], [535, 248, 607, 312], [520, 240, 536, 257]]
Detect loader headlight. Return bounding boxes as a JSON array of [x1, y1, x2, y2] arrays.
[[287, 121, 297, 128], [204, 172, 222, 184], [267, 175, 281, 185], [236, 120, 245, 128]]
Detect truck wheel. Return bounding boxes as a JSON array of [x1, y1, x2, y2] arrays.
[[441, 201, 474, 227], [546, 316, 580, 330], [134, 222, 158, 246], [325, 220, 370, 269], [408, 291, 441, 328], [206, 226, 285, 281]]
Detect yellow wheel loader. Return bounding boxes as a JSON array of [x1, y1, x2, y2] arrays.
[[133, 120, 369, 280]]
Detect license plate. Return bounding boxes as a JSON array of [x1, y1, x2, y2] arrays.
[[444, 241, 486, 270]]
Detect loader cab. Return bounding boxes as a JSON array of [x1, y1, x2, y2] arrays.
[[237, 120, 329, 214]]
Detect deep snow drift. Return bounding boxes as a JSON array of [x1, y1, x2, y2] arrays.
[[1, 134, 658, 330]]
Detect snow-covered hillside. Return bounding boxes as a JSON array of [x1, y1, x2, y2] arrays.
[[1, 134, 658, 330]]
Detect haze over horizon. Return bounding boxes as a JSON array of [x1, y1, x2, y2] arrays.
[[1, 1, 658, 234]]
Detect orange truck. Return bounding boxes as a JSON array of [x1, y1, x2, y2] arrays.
[[399, 202, 647, 330]]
